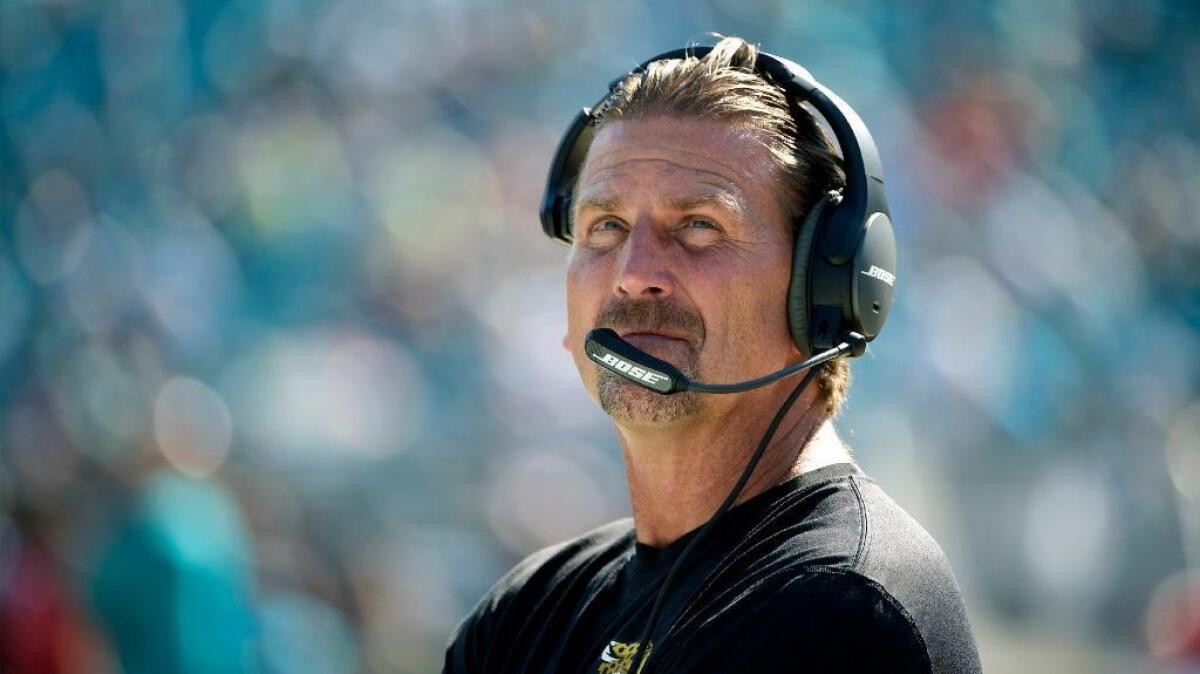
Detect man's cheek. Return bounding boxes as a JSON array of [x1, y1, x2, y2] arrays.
[[563, 276, 585, 350], [568, 343, 602, 403], [563, 302, 589, 357]]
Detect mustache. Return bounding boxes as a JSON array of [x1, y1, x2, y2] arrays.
[[594, 299, 705, 347]]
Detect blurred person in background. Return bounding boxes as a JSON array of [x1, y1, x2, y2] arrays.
[[444, 37, 981, 674], [90, 469, 257, 674], [0, 506, 95, 674]]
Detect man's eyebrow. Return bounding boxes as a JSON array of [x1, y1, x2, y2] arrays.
[[668, 192, 743, 217], [575, 194, 622, 215], [574, 192, 744, 216]]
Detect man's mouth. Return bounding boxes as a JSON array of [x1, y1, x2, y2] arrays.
[[617, 331, 693, 355]]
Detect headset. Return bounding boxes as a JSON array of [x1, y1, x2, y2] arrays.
[[540, 45, 896, 363], [538, 44, 898, 674]]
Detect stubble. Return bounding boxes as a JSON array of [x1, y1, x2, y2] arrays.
[[593, 299, 706, 426]]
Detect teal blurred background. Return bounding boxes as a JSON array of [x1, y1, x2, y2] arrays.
[[1, 0, 1199, 672]]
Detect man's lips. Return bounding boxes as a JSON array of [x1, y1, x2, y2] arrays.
[[618, 331, 693, 353]]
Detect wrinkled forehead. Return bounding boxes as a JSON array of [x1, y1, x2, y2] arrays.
[[574, 117, 781, 220]]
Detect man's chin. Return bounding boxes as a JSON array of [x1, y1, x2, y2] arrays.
[[597, 374, 701, 426]]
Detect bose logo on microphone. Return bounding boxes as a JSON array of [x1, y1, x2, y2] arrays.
[[591, 352, 670, 387], [860, 265, 895, 287]]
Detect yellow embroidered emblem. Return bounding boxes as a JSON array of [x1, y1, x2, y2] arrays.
[[597, 640, 653, 674]]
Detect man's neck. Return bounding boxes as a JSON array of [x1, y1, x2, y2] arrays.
[[615, 386, 852, 548]]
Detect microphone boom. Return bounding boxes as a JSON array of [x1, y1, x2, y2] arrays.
[[584, 328, 864, 395]]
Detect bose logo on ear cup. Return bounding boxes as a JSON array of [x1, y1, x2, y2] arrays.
[[860, 265, 895, 287]]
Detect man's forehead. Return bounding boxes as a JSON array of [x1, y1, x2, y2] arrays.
[[574, 118, 777, 215], [579, 118, 772, 185]]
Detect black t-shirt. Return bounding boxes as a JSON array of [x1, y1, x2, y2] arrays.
[[444, 462, 981, 673]]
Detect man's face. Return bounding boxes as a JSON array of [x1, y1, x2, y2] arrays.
[[564, 116, 801, 426]]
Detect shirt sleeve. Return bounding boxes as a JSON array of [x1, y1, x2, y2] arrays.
[[442, 607, 484, 674], [781, 571, 933, 673], [669, 570, 933, 674], [441, 542, 567, 674]]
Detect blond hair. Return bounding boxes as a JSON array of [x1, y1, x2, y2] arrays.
[[589, 37, 851, 417]]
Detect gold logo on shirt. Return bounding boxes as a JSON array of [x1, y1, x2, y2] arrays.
[[597, 640, 653, 674]]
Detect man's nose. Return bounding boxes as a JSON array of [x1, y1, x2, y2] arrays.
[[614, 223, 674, 299]]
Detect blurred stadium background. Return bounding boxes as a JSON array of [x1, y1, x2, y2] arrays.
[[1, 0, 1199, 672]]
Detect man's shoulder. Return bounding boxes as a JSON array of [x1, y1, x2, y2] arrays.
[[731, 469, 981, 673], [751, 469, 961, 582], [845, 475, 960, 580], [750, 468, 953, 575], [484, 518, 634, 607], [731, 569, 934, 672], [666, 569, 933, 673], [844, 473, 982, 674], [444, 519, 634, 673]]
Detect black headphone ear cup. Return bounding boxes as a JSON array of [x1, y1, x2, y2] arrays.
[[788, 193, 836, 355]]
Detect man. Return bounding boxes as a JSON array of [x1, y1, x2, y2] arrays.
[[445, 37, 981, 673]]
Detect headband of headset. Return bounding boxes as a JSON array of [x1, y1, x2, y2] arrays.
[[539, 44, 895, 352]]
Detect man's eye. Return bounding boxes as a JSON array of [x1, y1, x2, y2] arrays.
[[681, 218, 722, 236], [677, 217, 723, 248], [583, 219, 626, 247]]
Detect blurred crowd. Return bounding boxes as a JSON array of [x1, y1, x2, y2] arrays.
[[1, 0, 1198, 672]]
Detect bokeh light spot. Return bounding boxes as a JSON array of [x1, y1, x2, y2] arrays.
[[154, 377, 234, 479]]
